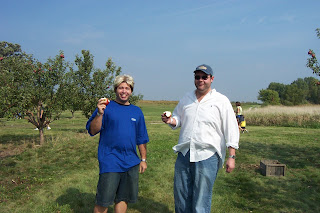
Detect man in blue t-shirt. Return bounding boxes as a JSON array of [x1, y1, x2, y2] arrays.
[[86, 74, 149, 213]]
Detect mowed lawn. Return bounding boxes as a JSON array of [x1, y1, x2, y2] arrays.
[[0, 101, 320, 213]]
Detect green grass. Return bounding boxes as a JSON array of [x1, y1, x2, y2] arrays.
[[1, 101, 320, 212]]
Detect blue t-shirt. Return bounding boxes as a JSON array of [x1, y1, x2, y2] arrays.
[[86, 101, 149, 173]]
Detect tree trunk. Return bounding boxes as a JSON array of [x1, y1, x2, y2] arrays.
[[39, 128, 44, 145]]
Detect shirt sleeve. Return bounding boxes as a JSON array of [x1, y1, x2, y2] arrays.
[[222, 101, 240, 149], [136, 109, 149, 145]]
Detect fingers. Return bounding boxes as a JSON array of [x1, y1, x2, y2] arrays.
[[161, 113, 171, 124], [97, 98, 109, 114], [139, 162, 147, 174]]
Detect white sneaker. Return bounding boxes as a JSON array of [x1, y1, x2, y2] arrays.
[[47, 126, 51, 130], [34, 128, 39, 130]]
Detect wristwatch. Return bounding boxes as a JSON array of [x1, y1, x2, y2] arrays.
[[141, 159, 147, 162], [229, 155, 236, 159]]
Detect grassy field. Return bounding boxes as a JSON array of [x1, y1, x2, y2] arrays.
[[1, 101, 320, 212]]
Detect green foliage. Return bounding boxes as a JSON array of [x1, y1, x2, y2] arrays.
[[267, 82, 286, 100], [0, 42, 144, 144], [306, 28, 320, 77], [74, 51, 143, 118], [260, 77, 320, 105], [258, 89, 280, 105], [74, 51, 122, 118], [0, 41, 33, 118]]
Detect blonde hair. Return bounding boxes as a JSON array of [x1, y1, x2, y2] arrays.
[[113, 74, 134, 92]]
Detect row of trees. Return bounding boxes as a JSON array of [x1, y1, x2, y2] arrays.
[[258, 77, 320, 105], [0, 41, 143, 144], [258, 28, 320, 105]]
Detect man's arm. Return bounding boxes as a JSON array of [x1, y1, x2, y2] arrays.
[[89, 98, 108, 135], [138, 143, 147, 173], [89, 114, 103, 135]]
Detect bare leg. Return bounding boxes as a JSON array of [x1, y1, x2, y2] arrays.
[[114, 201, 128, 213], [94, 204, 108, 213]]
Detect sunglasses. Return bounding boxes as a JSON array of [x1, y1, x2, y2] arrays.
[[194, 75, 209, 80]]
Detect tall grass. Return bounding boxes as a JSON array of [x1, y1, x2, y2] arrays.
[[244, 105, 320, 128]]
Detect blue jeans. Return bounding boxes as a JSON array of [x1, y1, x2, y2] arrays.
[[174, 151, 220, 213]]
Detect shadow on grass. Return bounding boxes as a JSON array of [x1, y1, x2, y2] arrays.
[[222, 171, 319, 212], [51, 128, 88, 134], [242, 140, 320, 169], [226, 139, 320, 212], [130, 196, 173, 213], [0, 134, 36, 145], [56, 188, 173, 213], [56, 188, 95, 213]]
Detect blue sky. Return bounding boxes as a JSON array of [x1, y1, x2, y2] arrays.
[[2, 0, 320, 102]]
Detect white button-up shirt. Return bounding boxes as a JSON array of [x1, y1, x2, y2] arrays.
[[170, 89, 239, 167]]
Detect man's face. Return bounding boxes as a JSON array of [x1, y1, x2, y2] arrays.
[[115, 82, 132, 104], [194, 71, 214, 93]]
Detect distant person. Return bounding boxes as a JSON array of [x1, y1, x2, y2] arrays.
[[34, 103, 51, 130], [86, 74, 149, 213], [239, 115, 248, 133], [235, 101, 243, 126], [161, 64, 240, 213]]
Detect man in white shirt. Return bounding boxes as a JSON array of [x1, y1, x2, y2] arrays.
[[161, 64, 240, 213]]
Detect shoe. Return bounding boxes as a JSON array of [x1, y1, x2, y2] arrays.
[[34, 128, 39, 130], [47, 127, 51, 130]]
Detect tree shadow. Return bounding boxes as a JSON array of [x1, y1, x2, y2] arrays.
[[241, 140, 320, 169], [56, 188, 95, 213], [56, 188, 173, 213], [0, 134, 36, 145], [225, 139, 320, 212], [130, 196, 173, 213]]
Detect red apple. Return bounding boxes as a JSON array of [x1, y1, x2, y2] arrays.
[[0, 57, 3, 61], [312, 54, 316, 58], [60, 54, 64, 58], [308, 50, 312, 55], [101, 98, 110, 105]]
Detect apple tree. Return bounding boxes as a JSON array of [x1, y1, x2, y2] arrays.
[[0, 41, 33, 118], [0, 41, 71, 145], [307, 28, 320, 84]]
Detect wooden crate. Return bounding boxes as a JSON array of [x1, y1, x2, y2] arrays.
[[260, 160, 286, 176]]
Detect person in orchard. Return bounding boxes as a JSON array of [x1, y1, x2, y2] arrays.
[[161, 64, 240, 213], [86, 74, 149, 213]]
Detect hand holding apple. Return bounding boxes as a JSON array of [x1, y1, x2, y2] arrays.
[[101, 97, 110, 106], [163, 111, 172, 118]]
